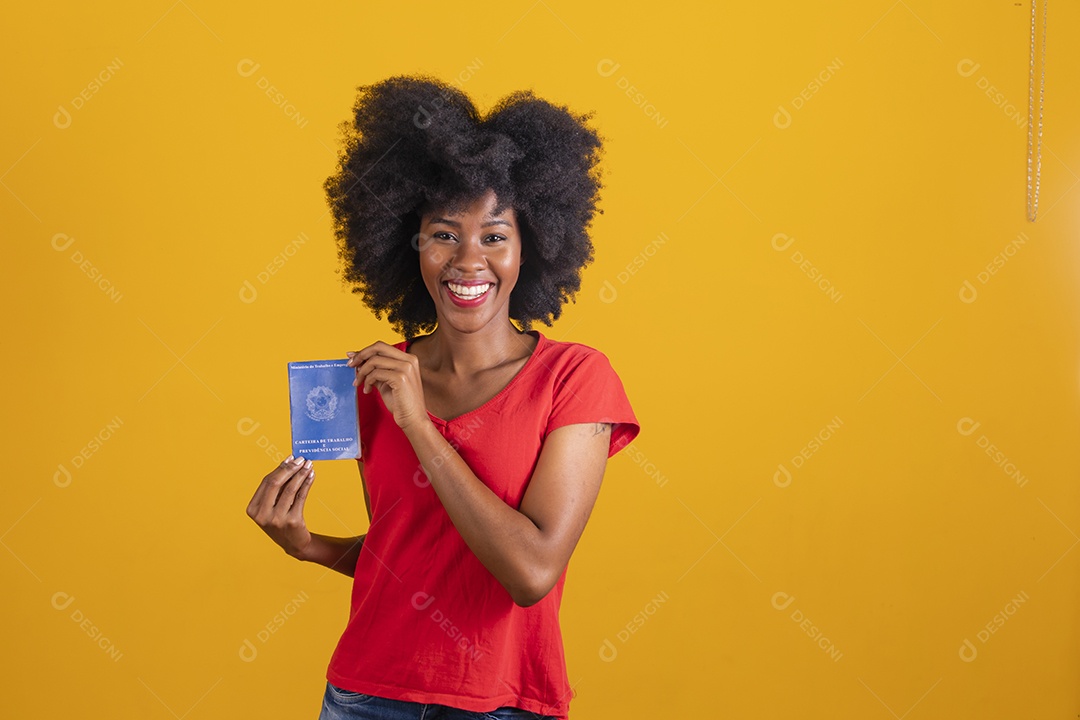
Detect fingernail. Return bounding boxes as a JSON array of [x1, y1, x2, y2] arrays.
[[294, 456, 304, 465], [285, 454, 294, 463], [305, 459, 313, 469]]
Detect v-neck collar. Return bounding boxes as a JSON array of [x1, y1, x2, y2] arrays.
[[403, 329, 545, 425]]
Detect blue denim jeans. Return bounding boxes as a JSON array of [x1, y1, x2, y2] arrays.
[[319, 681, 561, 720]]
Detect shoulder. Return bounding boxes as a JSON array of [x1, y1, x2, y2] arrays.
[[537, 333, 640, 454], [538, 332, 603, 360], [535, 333, 619, 379]]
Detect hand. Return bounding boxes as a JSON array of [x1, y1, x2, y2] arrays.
[[347, 341, 428, 432], [246, 456, 315, 559]]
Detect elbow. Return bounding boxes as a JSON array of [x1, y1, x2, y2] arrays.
[[509, 587, 544, 608], [509, 562, 560, 608]]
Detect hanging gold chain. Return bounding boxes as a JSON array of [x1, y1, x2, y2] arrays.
[[1026, 0, 1047, 222]]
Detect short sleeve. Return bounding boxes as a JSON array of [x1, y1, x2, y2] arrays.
[[545, 349, 641, 458]]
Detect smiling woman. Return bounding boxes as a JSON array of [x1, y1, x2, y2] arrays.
[[244, 75, 640, 720]]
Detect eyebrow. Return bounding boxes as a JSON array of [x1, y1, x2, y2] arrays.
[[427, 217, 514, 228]]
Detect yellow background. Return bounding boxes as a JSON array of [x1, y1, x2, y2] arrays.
[[4, 1, 1078, 717]]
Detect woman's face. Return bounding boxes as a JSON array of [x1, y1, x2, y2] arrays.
[[417, 189, 524, 333]]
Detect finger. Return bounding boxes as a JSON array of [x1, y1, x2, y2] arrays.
[[248, 455, 298, 513], [346, 348, 367, 368], [359, 366, 396, 394], [287, 467, 315, 517], [353, 353, 412, 389], [273, 459, 313, 514], [346, 341, 392, 368], [249, 456, 308, 518]]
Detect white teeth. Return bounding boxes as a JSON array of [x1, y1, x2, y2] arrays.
[[447, 283, 492, 299]]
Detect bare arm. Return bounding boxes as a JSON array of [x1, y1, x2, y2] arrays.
[[403, 420, 612, 607], [298, 533, 365, 577]]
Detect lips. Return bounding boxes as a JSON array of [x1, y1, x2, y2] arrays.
[[444, 281, 493, 306]]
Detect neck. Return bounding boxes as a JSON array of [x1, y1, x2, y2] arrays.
[[421, 320, 531, 376]]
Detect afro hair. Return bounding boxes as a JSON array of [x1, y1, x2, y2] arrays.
[[323, 74, 604, 339]]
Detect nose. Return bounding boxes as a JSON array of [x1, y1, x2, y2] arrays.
[[449, 235, 486, 273]]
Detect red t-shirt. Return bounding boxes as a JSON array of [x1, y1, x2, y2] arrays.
[[325, 329, 640, 718]]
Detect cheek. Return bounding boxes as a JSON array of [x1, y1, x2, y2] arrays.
[[496, 242, 521, 264], [420, 248, 448, 274], [497, 255, 521, 286]]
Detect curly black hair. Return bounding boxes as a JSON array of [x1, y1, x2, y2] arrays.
[[323, 74, 604, 339]]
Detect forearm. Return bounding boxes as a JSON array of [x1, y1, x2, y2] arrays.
[[294, 533, 365, 578], [404, 419, 544, 605]]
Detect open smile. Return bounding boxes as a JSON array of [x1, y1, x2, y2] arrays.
[[443, 281, 494, 307]]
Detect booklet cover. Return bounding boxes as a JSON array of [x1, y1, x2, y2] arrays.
[[287, 359, 361, 461]]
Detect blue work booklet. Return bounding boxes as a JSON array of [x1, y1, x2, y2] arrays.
[[287, 359, 361, 460]]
